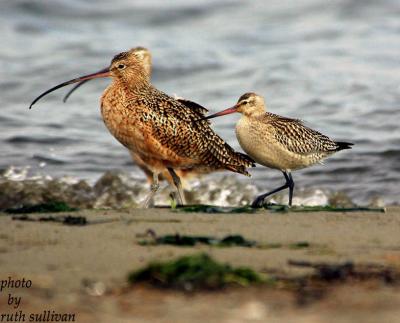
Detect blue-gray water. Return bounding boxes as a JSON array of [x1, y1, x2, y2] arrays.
[[1, 0, 399, 206]]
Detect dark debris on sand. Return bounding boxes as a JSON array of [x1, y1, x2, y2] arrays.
[[138, 231, 256, 247], [5, 201, 77, 214], [128, 253, 263, 291], [11, 214, 87, 226], [287, 260, 400, 306]]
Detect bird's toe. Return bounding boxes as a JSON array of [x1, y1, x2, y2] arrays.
[[251, 197, 265, 208]]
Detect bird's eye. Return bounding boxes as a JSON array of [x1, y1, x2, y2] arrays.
[[117, 64, 126, 70]]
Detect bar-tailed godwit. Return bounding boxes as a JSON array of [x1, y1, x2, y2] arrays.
[[29, 49, 255, 207], [200, 92, 353, 207]]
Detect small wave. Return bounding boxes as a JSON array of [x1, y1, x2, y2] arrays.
[[153, 61, 223, 81], [360, 149, 400, 159], [2, 166, 52, 182], [42, 123, 64, 129], [32, 155, 66, 165], [6, 135, 73, 145], [305, 165, 371, 176], [381, 149, 400, 158]]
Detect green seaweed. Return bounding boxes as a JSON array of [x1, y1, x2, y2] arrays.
[[175, 205, 256, 214], [5, 201, 78, 214], [159, 203, 387, 214], [139, 234, 256, 247], [258, 241, 312, 250], [219, 235, 256, 247], [262, 204, 386, 213], [11, 214, 87, 225], [138, 233, 314, 251], [176, 203, 385, 214], [288, 241, 310, 249], [128, 253, 263, 290]]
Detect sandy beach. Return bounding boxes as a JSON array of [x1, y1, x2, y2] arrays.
[[1, 206, 400, 322]]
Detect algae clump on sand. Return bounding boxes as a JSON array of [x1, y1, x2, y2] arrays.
[[5, 201, 77, 214], [128, 253, 262, 290]]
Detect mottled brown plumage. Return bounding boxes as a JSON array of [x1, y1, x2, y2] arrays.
[[29, 49, 254, 207], [62, 47, 212, 188], [201, 92, 353, 207]]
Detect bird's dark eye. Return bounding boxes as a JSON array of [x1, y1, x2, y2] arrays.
[[117, 64, 126, 70]]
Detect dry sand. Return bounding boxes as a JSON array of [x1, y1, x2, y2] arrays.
[[1, 207, 400, 322]]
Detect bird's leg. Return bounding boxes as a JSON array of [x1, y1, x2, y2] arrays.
[[141, 172, 160, 208], [251, 171, 292, 208], [287, 172, 295, 207], [167, 168, 186, 206]]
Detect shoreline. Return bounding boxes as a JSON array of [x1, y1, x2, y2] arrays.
[[0, 168, 392, 210]]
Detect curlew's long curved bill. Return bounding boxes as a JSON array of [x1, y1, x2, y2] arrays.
[[196, 105, 238, 122], [29, 69, 111, 109], [63, 67, 110, 103]]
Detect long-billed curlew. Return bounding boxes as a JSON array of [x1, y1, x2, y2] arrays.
[[200, 92, 353, 207], [62, 47, 213, 198], [29, 49, 255, 207]]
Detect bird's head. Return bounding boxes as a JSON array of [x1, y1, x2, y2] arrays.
[[29, 47, 151, 109], [109, 47, 152, 82], [198, 92, 265, 122], [234, 93, 265, 116]]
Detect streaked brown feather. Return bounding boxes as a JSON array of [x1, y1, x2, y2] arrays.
[[103, 81, 254, 177], [262, 112, 339, 155]]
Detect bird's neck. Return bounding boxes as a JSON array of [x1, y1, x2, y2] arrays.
[[242, 110, 264, 119], [238, 114, 253, 126], [114, 73, 151, 93]]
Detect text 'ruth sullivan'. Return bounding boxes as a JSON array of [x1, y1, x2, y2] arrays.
[[1, 310, 75, 322]]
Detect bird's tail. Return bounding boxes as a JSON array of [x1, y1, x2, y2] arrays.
[[199, 126, 255, 177], [335, 141, 354, 151], [223, 150, 255, 177]]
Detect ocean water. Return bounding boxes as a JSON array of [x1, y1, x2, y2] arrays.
[[0, 0, 399, 206]]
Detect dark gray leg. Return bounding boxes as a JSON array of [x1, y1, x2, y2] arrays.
[[287, 172, 294, 206], [251, 171, 294, 208], [167, 168, 186, 206]]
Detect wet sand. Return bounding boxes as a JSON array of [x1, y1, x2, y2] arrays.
[[1, 207, 400, 322]]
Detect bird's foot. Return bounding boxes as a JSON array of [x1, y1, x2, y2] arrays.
[[169, 193, 186, 208], [251, 196, 266, 208], [140, 198, 152, 209], [177, 192, 186, 206], [141, 194, 155, 208]]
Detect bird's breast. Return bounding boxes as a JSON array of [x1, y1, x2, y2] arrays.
[[99, 89, 200, 172], [236, 118, 275, 166], [100, 92, 145, 152]]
